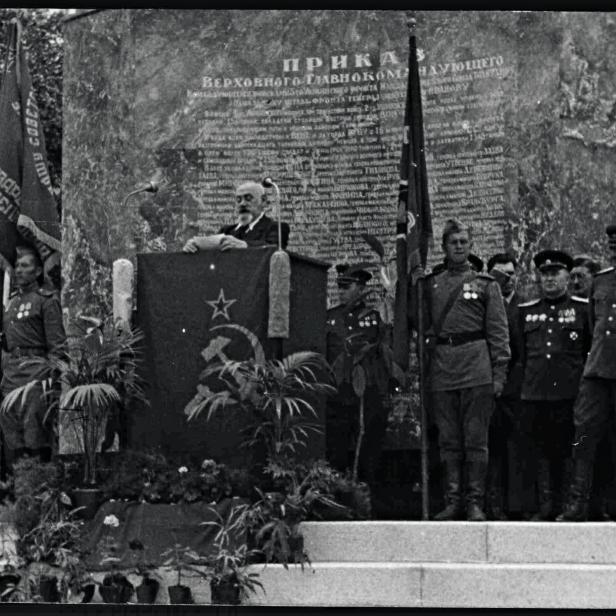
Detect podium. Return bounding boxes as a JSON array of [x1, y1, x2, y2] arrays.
[[131, 248, 330, 466]]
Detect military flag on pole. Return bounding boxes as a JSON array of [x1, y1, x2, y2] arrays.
[[392, 16, 432, 372], [0, 20, 61, 270]]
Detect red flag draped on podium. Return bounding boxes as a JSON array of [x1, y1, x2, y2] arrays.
[[393, 17, 432, 371], [393, 16, 432, 519], [0, 20, 61, 271]]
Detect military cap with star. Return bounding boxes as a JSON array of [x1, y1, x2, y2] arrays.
[[606, 224, 616, 237], [572, 254, 601, 274], [336, 262, 373, 285], [533, 249, 574, 272]]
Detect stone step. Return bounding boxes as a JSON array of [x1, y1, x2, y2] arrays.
[[301, 520, 616, 564], [243, 562, 616, 608]]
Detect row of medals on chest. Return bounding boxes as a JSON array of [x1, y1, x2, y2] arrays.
[[16, 302, 33, 319], [526, 308, 578, 340]]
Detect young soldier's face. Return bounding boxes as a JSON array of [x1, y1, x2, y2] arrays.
[[540, 267, 569, 297], [338, 281, 363, 305], [444, 231, 471, 265], [14, 254, 42, 288]]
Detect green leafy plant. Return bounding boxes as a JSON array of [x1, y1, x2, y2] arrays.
[[161, 542, 205, 587], [0, 317, 147, 486], [185, 352, 335, 464], [201, 503, 263, 601]]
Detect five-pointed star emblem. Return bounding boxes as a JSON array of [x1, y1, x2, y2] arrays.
[[206, 288, 237, 321]]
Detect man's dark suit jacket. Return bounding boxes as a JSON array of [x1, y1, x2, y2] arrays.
[[219, 215, 290, 249]]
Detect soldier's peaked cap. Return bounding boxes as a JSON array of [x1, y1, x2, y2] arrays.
[[336, 262, 373, 284], [606, 224, 616, 237], [533, 249, 573, 272], [468, 253, 484, 272]]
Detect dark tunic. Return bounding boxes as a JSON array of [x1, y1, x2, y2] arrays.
[[518, 293, 591, 401], [583, 266, 616, 379], [1, 284, 65, 392]]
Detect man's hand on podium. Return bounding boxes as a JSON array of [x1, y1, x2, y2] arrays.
[[219, 236, 248, 251]]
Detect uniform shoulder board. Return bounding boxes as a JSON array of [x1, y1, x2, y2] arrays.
[[476, 273, 494, 281], [595, 266, 615, 276], [518, 298, 541, 308], [571, 295, 590, 304], [9, 289, 18, 298], [37, 287, 57, 298]]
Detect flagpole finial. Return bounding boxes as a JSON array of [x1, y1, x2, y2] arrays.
[[406, 11, 417, 32]]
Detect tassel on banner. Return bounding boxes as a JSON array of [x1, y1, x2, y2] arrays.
[[268, 249, 291, 339]]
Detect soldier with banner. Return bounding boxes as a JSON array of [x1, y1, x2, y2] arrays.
[[414, 220, 510, 521], [0, 20, 62, 473]]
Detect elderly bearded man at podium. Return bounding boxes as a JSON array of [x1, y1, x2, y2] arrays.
[[183, 181, 290, 253]]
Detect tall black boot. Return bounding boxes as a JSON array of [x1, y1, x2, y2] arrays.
[[433, 460, 463, 521], [466, 460, 488, 521], [532, 457, 554, 521], [556, 457, 593, 522], [487, 459, 508, 521]]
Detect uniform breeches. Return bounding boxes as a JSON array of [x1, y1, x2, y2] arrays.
[[521, 399, 574, 461], [572, 378, 616, 460], [0, 383, 50, 450], [431, 384, 494, 463]]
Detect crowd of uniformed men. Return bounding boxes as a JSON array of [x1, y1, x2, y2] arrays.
[[2, 178, 616, 526], [325, 218, 616, 523]]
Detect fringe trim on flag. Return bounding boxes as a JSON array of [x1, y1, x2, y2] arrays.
[[268, 249, 291, 339], [17, 213, 62, 253]]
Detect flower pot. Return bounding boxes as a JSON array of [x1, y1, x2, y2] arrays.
[[136, 577, 160, 604], [99, 574, 134, 604], [81, 583, 96, 603], [168, 584, 192, 604], [71, 487, 102, 520], [0, 573, 20, 602], [38, 576, 59, 602], [210, 577, 241, 606]]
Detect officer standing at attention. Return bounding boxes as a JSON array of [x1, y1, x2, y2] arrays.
[[558, 224, 616, 521], [517, 250, 591, 520], [0, 246, 66, 464], [415, 219, 510, 521], [326, 263, 387, 493]]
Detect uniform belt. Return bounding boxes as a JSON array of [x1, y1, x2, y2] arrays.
[[436, 331, 485, 346], [6, 347, 46, 358]]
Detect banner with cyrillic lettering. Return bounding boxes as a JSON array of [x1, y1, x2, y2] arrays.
[[0, 20, 61, 268]]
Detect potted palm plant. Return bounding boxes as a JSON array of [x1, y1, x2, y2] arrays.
[[161, 542, 204, 604], [184, 351, 335, 466], [201, 503, 263, 605], [0, 316, 146, 518]]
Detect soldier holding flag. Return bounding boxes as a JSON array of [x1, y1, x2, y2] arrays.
[[0, 20, 62, 469]]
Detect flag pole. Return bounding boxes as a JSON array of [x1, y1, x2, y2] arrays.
[[407, 13, 430, 520]]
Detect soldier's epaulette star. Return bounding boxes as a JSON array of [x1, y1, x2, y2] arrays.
[[518, 298, 541, 308], [571, 295, 590, 303], [595, 266, 615, 276]]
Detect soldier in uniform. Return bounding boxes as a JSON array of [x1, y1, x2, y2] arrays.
[[415, 219, 510, 521], [485, 252, 523, 519], [558, 224, 616, 521], [517, 250, 591, 520], [325, 263, 387, 493], [0, 246, 66, 463]]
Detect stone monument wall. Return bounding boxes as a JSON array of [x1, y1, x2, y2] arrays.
[[62, 10, 616, 320]]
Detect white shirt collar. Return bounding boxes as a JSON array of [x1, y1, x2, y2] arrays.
[[248, 211, 265, 231]]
